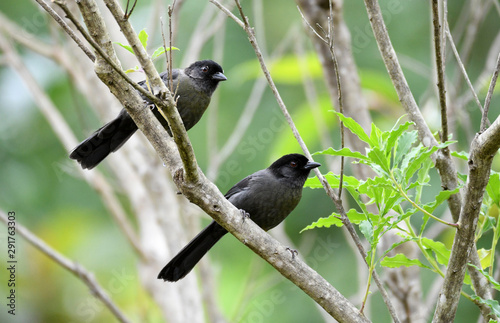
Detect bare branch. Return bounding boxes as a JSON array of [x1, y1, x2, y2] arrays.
[[363, 0, 462, 222], [0, 30, 145, 259], [0, 210, 131, 323], [34, 0, 96, 61], [445, 23, 484, 113], [433, 116, 500, 321], [432, 0, 449, 142], [101, 0, 200, 183], [481, 50, 500, 131]]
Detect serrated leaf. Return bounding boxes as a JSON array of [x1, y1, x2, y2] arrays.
[[314, 147, 369, 160], [304, 172, 359, 190], [486, 172, 500, 205], [477, 248, 492, 269], [381, 253, 431, 269], [151, 46, 180, 60], [115, 42, 134, 55], [332, 112, 373, 146], [124, 66, 140, 73], [360, 220, 374, 244], [404, 146, 439, 184], [394, 130, 418, 166], [369, 123, 383, 148], [451, 150, 469, 160], [367, 147, 390, 174], [138, 29, 148, 49], [422, 238, 450, 266], [472, 296, 500, 317], [422, 188, 461, 214], [469, 264, 500, 291], [300, 213, 342, 232]]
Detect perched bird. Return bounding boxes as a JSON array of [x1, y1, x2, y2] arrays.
[[69, 60, 226, 169], [158, 153, 321, 282]]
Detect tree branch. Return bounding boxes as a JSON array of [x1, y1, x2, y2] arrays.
[[0, 28, 145, 259], [433, 115, 500, 322], [55, 0, 371, 320], [362, 0, 462, 222], [481, 50, 500, 132], [432, 0, 449, 143], [0, 210, 131, 323]]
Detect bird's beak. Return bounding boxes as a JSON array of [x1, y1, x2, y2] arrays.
[[212, 72, 227, 81], [304, 161, 321, 170]]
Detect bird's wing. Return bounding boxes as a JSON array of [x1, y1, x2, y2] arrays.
[[160, 68, 181, 82], [224, 173, 255, 200]]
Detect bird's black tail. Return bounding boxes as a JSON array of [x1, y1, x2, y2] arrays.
[[69, 109, 138, 169], [158, 221, 228, 282]]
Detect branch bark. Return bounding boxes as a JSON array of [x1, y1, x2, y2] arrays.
[[433, 116, 500, 322], [0, 210, 131, 323], [60, 0, 371, 321], [362, 0, 462, 222]]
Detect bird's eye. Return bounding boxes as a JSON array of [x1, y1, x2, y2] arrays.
[[201, 66, 209, 73], [290, 161, 298, 168]]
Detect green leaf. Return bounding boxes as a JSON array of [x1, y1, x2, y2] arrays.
[[422, 188, 461, 214], [138, 29, 148, 49], [477, 248, 492, 269], [151, 46, 180, 60], [332, 112, 373, 146], [367, 147, 390, 174], [304, 172, 360, 190], [472, 296, 500, 318], [115, 42, 134, 55], [451, 151, 469, 161], [360, 220, 374, 244], [486, 172, 500, 205], [314, 147, 369, 161], [468, 264, 500, 291], [369, 123, 383, 148], [394, 130, 418, 166], [421, 238, 450, 266], [300, 213, 342, 232], [381, 253, 431, 269], [404, 146, 439, 184], [124, 66, 140, 73], [415, 158, 433, 202]]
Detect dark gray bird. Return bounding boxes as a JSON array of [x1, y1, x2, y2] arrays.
[[69, 60, 226, 169], [158, 153, 320, 282]]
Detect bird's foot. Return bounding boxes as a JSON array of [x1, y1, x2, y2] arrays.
[[286, 247, 298, 259], [239, 209, 250, 222]]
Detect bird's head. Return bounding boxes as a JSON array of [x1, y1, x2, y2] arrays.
[[185, 60, 227, 84], [268, 154, 321, 184]]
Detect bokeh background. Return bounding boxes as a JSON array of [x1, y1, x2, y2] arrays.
[[1, 0, 499, 322]]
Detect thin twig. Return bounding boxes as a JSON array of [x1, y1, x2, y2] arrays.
[[445, 22, 484, 113], [209, 0, 245, 29], [35, 0, 96, 61], [104, 0, 200, 183], [481, 50, 500, 131], [212, 1, 400, 321], [0, 210, 131, 323], [0, 31, 146, 259], [432, 0, 449, 143], [54, 0, 165, 106]]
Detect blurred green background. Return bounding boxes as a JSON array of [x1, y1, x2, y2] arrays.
[[1, 0, 500, 322]]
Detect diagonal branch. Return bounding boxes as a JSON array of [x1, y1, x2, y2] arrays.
[[433, 115, 500, 322], [481, 50, 500, 132], [0, 210, 131, 323], [104, 0, 198, 182], [362, 0, 462, 222], [432, 0, 449, 143], [62, 0, 368, 321], [211, 0, 399, 321], [0, 29, 145, 259]]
